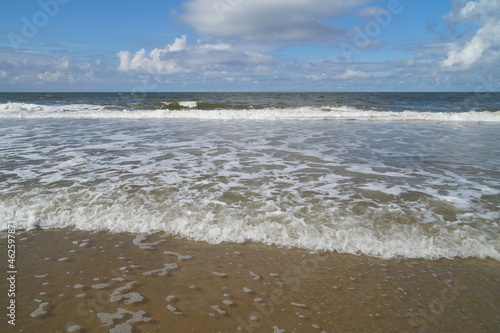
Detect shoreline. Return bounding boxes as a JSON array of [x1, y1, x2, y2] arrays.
[[2, 229, 499, 332]]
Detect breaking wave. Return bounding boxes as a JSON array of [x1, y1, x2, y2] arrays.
[[1, 102, 499, 121]]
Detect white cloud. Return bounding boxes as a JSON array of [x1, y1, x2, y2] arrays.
[[181, 0, 367, 43], [116, 35, 272, 75], [57, 55, 70, 70], [441, 0, 500, 71], [197, 41, 230, 50], [117, 35, 189, 74], [0, 50, 114, 91], [37, 71, 61, 82], [335, 68, 371, 79], [116, 48, 186, 75], [169, 35, 187, 52], [299, 73, 329, 81]]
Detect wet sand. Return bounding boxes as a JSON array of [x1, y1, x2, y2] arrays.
[[1, 229, 499, 333]]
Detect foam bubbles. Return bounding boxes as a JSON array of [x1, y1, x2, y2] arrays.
[[164, 251, 192, 260], [1, 102, 500, 122], [178, 101, 198, 108], [30, 302, 49, 317], [91, 283, 109, 289], [133, 234, 161, 249], [1, 109, 499, 261], [67, 325, 81, 332], [142, 263, 178, 276], [110, 281, 143, 304], [167, 304, 182, 315], [97, 308, 151, 332]]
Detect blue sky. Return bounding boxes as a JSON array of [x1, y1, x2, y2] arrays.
[[0, 0, 498, 92]]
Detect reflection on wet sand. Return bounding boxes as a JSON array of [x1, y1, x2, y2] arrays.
[[3, 229, 499, 332]]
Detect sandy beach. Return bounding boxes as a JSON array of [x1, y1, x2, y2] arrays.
[[1, 229, 499, 333]]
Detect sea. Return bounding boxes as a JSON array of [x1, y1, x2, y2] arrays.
[[1, 92, 499, 261]]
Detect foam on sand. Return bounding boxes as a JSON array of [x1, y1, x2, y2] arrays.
[[11, 229, 500, 332]]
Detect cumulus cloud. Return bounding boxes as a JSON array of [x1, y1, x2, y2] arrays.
[[57, 55, 70, 70], [181, 0, 368, 43], [37, 71, 61, 82], [0, 49, 111, 91], [117, 35, 189, 74], [335, 68, 371, 79], [116, 35, 272, 75], [298, 73, 329, 81], [441, 0, 500, 71]]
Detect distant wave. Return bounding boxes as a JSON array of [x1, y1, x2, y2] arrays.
[[1, 102, 499, 122]]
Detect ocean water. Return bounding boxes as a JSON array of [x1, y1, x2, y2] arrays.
[[1, 92, 499, 260]]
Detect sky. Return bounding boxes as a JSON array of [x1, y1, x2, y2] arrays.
[[0, 0, 499, 92]]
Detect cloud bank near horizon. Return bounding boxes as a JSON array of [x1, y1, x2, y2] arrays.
[[0, 0, 498, 91]]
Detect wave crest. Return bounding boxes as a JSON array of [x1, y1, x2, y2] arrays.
[[1, 102, 499, 121]]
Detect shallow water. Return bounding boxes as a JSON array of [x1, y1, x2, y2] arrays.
[[1, 92, 499, 260]]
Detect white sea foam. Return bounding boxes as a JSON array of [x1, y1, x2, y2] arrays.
[[92, 283, 109, 289], [142, 263, 178, 276], [167, 304, 182, 315], [67, 325, 81, 332], [1, 113, 499, 262], [211, 305, 226, 314], [30, 302, 49, 317], [164, 251, 192, 260], [0, 102, 499, 122], [291, 302, 306, 307], [97, 308, 151, 332], [110, 281, 143, 304], [133, 234, 161, 249], [178, 101, 198, 108]]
